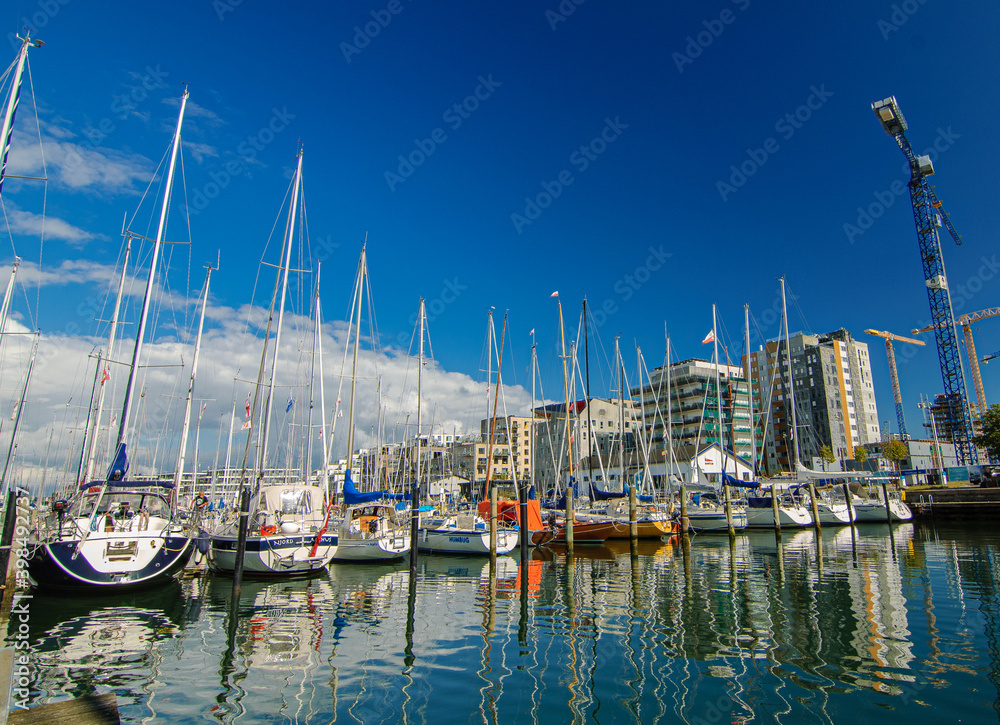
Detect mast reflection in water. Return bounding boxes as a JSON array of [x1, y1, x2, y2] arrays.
[[17, 524, 1000, 723]]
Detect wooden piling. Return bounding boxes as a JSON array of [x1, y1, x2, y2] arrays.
[[518, 478, 528, 561], [724, 484, 734, 539], [489, 483, 498, 564], [881, 479, 893, 526], [628, 477, 637, 541], [679, 485, 689, 536], [230, 486, 250, 600], [808, 483, 821, 532], [770, 484, 781, 533], [409, 479, 420, 574], [565, 486, 574, 555]]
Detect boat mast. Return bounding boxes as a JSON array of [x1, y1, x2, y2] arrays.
[[780, 277, 800, 470], [344, 245, 367, 483], [83, 241, 131, 482], [0, 33, 41, 198], [484, 312, 507, 496], [116, 89, 188, 449], [173, 265, 213, 490], [555, 293, 573, 493], [0, 337, 37, 497], [0, 258, 20, 344], [256, 150, 303, 476], [312, 262, 330, 493], [744, 303, 758, 476], [583, 299, 594, 488]]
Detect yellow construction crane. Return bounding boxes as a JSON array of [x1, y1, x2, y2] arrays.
[[912, 306, 1000, 418], [864, 329, 926, 439]]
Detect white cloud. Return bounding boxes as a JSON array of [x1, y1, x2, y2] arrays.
[[6, 126, 154, 195], [3, 205, 104, 246], [183, 140, 218, 164], [0, 298, 536, 494]]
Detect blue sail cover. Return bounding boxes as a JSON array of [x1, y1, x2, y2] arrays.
[[342, 471, 388, 505], [720, 471, 760, 489]]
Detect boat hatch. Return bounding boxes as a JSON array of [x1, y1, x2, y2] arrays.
[[106, 540, 139, 559]]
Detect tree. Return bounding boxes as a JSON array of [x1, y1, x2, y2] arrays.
[[819, 445, 836, 470], [853, 445, 869, 465], [974, 404, 1000, 462], [881, 439, 908, 473]]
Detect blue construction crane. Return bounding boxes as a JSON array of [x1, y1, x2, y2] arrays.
[[984, 350, 1000, 365], [872, 96, 978, 465]]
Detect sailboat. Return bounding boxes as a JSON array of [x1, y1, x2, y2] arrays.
[[207, 150, 338, 576], [745, 279, 813, 529], [329, 246, 410, 563], [420, 306, 518, 555], [27, 91, 194, 590]]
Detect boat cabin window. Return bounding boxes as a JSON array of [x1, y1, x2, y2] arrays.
[[82, 491, 171, 519], [279, 489, 313, 515], [350, 505, 386, 520]]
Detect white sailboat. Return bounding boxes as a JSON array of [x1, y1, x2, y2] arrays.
[[208, 150, 337, 576], [746, 279, 813, 529], [329, 246, 410, 563], [28, 90, 193, 590]]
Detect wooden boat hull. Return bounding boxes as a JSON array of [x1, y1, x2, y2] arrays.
[[603, 518, 677, 539], [548, 520, 616, 544]]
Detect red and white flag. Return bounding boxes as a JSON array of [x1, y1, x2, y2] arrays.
[[100, 368, 110, 386], [701, 330, 715, 345], [550, 291, 559, 298]]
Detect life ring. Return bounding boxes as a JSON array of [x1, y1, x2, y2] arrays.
[[260, 525, 277, 536]]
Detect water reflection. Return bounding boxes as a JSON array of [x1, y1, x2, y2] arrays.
[[15, 523, 1000, 723]]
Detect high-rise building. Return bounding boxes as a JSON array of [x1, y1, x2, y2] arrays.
[[533, 398, 637, 490], [632, 358, 754, 468], [747, 328, 880, 474]]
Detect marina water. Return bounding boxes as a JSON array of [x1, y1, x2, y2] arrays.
[[16, 522, 1000, 723]]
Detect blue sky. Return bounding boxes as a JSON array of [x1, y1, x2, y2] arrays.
[[2, 0, 999, 477]]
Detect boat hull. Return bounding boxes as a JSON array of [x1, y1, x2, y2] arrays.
[[814, 503, 856, 525], [209, 533, 337, 576], [854, 499, 912, 522], [684, 509, 749, 533], [28, 534, 192, 591], [418, 527, 518, 555], [745, 503, 813, 528], [331, 535, 409, 562], [548, 520, 616, 545]]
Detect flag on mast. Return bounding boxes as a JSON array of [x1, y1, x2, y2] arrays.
[[701, 330, 715, 345], [550, 291, 559, 298]]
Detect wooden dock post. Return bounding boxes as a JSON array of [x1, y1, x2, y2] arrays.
[[518, 478, 528, 561], [489, 483, 498, 564], [628, 477, 637, 542], [564, 486, 574, 555], [881, 479, 893, 526], [679, 484, 689, 536], [230, 486, 250, 600], [409, 478, 420, 574], [770, 484, 781, 533], [808, 483, 821, 532], [724, 484, 734, 539]]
